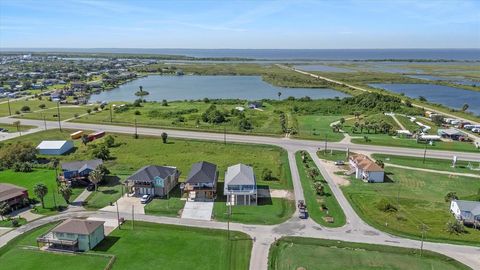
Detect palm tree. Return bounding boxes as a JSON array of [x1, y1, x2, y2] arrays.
[[0, 202, 10, 221], [13, 120, 21, 136], [313, 181, 325, 196], [88, 169, 104, 191], [277, 92, 282, 100], [33, 183, 48, 208], [59, 185, 73, 204]]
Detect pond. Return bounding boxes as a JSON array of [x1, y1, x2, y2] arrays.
[[368, 83, 480, 116], [293, 64, 354, 72], [89, 75, 350, 102]]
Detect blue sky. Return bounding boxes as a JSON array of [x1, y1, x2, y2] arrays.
[[0, 0, 479, 49]]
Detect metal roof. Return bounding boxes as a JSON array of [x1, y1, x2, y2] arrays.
[[36, 140, 72, 150], [0, 183, 27, 202], [454, 200, 480, 216], [225, 164, 256, 186]]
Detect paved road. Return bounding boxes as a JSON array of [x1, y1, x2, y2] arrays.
[[1, 117, 478, 162], [279, 64, 479, 126], [0, 119, 479, 269]]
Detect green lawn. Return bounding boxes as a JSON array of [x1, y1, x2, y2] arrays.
[[0, 123, 35, 133], [342, 167, 480, 245], [294, 115, 345, 142], [4, 129, 291, 211], [0, 169, 83, 215], [0, 218, 27, 228], [144, 186, 186, 217], [295, 152, 346, 227], [268, 237, 470, 270], [372, 153, 480, 175], [316, 150, 348, 162], [351, 134, 479, 153], [213, 197, 295, 225], [0, 221, 252, 270], [15, 106, 94, 121]]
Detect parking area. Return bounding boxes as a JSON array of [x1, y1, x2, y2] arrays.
[[181, 201, 214, 221], [100, 195, 145, 215]]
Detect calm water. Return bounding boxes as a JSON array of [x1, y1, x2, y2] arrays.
[[406, 75, 479, 86], [4, 48, 480, 60], [369, 83, 480, 116], [89, 75, 350, 102], [293, 64, 354, 72]]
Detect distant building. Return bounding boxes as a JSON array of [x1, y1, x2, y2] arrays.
[[349, 154, 384, 183], [248, 101, 263, 109], [438, 128, 463, 140], [450, 200, 480, 226], [0, 183, 28, 209], [36, 140, 74, 155], [126, 165, 180, 197], [60, 159, 103, 182], [70, 81, 87, 92], [37, 219, 105, 251]]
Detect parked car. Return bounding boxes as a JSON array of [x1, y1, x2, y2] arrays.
[[297, 200, 307, 210], [140, 194, 153, 204], [334, 160, 345, 166], [86, 183, 95, 191], [299, 209, 308, 219]]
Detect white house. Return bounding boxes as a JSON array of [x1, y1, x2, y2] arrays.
[[450, 200, 480, 226], [36, 140, 74, 155], [349, 154, 384, 183], [224, 164, 257, 206]]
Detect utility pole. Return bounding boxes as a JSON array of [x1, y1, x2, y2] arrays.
[[423, 144, 427, 164], [52, 186, 57, 210], [419, 223, 428, 256], [324, 134, 328, 154], [224, 127, 226, 145], [134, 118, 138, 138], [43, 114, 47, 130], [110, 104, 113, 122], [56, 102, 62, 131], [7, 98, 11, 116], [116, 201, 121, 230], [132, 205, 135, 230], [227, 196, 231, 241]]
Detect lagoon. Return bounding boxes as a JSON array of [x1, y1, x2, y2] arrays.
[[368, 83, 480, 115], [89, 75, 350, 102]]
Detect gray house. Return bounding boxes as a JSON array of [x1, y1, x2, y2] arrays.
[[126, 165, 180, 197], [450, 200, 480, 226], [224, 164, 257, 206], [183, 161, 218, 200]]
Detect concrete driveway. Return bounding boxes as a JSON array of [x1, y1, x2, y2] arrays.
[[100, 195, 145, 215], [87, 216, 119, 235], [181, 201, 214, 221]]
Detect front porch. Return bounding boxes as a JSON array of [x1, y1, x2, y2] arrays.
[[36, 232, 78, 252]]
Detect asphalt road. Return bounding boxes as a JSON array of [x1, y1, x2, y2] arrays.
[[0, 118, 479, 269]]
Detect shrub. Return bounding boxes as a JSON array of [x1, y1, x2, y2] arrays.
[[376, 198, 397, 212], [446, 220, 466, 235], [20, 105, 30, 112], [12, 162, 33, 172], [262, 168, 274, 181], [134, 110, 141, 115]]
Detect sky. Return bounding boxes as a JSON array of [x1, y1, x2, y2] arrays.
[[0, 0, 479, 49]]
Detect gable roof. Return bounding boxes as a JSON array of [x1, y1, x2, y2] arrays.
[[225, 164, 256, 186], [36, 140, 71, 150], [350, 154, 384, 172], [127, 165, 178, 182], [454, 200, 480, 216], [186, 161, 217, 184], [0, 183, 27, 202], [52, 219, 104, 235], [61, 159, 103, 172]]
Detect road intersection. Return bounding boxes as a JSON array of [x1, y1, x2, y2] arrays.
[[0, 118, 479, 269]]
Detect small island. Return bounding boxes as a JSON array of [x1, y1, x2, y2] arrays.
[[135, 85, 149, 97]]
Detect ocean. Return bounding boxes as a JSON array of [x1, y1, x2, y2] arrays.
[[1, 48, 479, 61]]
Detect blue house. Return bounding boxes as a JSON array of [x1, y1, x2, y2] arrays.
[[61, 159, 103, 180]]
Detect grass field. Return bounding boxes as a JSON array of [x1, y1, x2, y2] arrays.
[[294, 115, 345, 141], [0, 169, 83, 215], [15, 106, 94, 121], [213, 197, 295, 225], [268, 237, 470, 270], [0, 221, 252, 270], [372, 153, 480, 175], [144, 186, 185, 217], [0, 123, 35, 133], [295, 152, 346, 227], [341, 167, 480, 245], [316, 150, 348, 162], [351, 134, 479, 152], [3, 129, 291, 211]]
